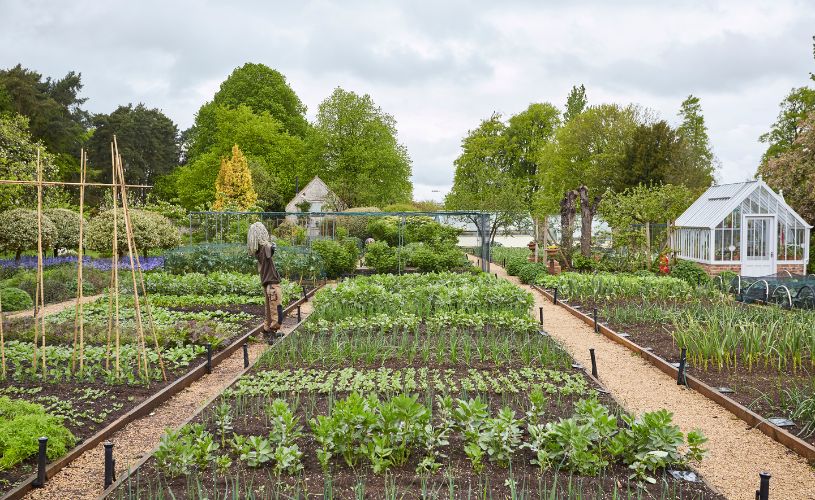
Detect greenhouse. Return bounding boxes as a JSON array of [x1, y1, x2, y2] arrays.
[[674, 178, 811, 277]]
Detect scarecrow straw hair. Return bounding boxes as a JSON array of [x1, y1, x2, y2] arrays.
[[247, 222, 271, 255]]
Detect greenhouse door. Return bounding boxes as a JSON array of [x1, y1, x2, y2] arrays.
[[742, 216, 776, 277]]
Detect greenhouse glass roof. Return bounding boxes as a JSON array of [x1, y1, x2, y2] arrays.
[[675, 180, 811, 229]]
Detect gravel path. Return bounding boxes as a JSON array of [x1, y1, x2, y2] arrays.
[[7, 294, 103, 320], [25, 300, 314, 500], [476, 257, 815, 500]]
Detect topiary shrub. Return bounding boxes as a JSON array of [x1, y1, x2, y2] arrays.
[[43, 208, 81, 256], [0, 287, 33, 312], [0, 209, 57, 260], [364, 241, 398, 274], [86, 209, 181, 256], [670, 259, 710, 286]]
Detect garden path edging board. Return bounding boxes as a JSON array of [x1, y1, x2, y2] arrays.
[[531, 284, 815, 464], [474, 256, 815, 500], [2, 286, 320, 500]]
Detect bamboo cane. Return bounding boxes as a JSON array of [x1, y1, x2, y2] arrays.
[[115, 153, 166, 381], [36, 149, 46, 378], [71, 149, 87, 374], [0, 179, 152, 188], [113, 139, 149, 380], [0, 285, 5, 379]]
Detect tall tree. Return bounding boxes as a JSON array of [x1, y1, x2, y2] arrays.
[[760, 37, 815, 164], [86, 103, 180, 192], [617, 120, 685, 189], [446, 114, 527, 243], [0, 114, 58, 211], [504, 103, 560, 207], [563, 84, 587, 123], [213, 145, 257, 210], [310, 88, 412, 207], [174, 104, 303, 210], [205, 63, 308, 138], [0, 64, 89, 179], [759, 112, 815, 223], [759, 87, 815, 164], [676, 95, 715, 188]]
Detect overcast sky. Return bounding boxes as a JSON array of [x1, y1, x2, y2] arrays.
[[2, 0, 814, 201]]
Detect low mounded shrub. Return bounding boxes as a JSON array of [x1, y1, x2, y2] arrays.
[[670, 259, 710, 286], [364, 241, 398, 274], [311, 239, 359, 278], [0, 287, 33, 312]]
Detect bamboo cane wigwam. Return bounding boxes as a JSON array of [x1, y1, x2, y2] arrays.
[[0, 138, 159, 382]]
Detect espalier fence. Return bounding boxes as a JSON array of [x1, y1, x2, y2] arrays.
[[186, 210, 494, 273]]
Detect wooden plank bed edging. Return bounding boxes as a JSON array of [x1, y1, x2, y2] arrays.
[[531, 284, 815, 463], [2, 286, 320, 500]]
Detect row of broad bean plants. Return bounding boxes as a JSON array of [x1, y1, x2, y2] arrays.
[[113, 272, 719, 499]]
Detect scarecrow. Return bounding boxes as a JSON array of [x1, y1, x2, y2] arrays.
[[247, 222, 283, 340]]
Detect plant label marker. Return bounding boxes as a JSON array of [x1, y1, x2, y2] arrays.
[[205, 343, 212, 374], [32, 436, 47, 487], [103, 441, 115, 489], [243, 343, 249, 368], [756, 472, 771, 500], [589, 348, 598, 378], [677, 348, 687, 386]]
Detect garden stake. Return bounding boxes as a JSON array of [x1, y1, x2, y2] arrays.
[[32, 436, 47, 487], [103, 441, 115, 488], [593, 308, 599, 333], [297, 305, 302, 322], [0, 286, 5, 378], [206, 343, 212, 374], [243, 343, 249, 368], [72, 149, 87, 375], [114, 144, 165, 380], [589, 348, 598, 378], [677, 348, 687, 386], [756, 472, 770, 500], [539, 307, 543, 325], [303, 286, 308, 302], [553, 287, 558, 304]]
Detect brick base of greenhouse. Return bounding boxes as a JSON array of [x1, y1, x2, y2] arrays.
[[692, 261, 807, 276]]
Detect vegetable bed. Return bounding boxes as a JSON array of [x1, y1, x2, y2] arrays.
[[536, 272, 815, 449], [108, 273, 722, 499], [0, 271, 302, 495]]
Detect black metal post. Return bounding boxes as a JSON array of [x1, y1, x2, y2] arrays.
[[553, 287, 558, 304], [539, 307, 543, 325], [297, 305, 302, 323], [589, 349, 598, 378], [243, 343, 249, 368], [32, 436, 47, 487], [206, 344, 212, 374], [104, 441, 114, 489], [677, 348, 687, 386], [593, 308, 599, 333], [494, 273, 498, 279], [757, 472, 770, 500], [302, 286, 308, 302]]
